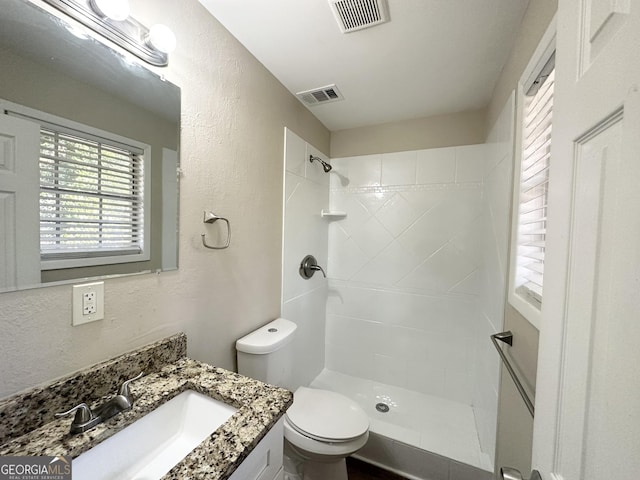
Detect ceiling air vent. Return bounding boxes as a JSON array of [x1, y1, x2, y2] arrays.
[[329, 0, 389, 33], [296, 85, 344, 106]]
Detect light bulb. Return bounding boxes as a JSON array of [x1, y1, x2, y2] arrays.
[[64, 23, 89, 40], [90, 0, 130, 21], [146, 24, 177, 54]]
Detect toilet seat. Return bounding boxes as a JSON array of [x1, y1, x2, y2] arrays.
[[286, 387, 369, 442], [283, 387, 369, 459], [284, 416, 369, 459]]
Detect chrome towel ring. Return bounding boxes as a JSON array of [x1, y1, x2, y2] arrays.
[[201, 211, 231, 249]]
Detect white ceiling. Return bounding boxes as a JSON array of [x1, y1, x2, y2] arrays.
[[198, 0, 529, 131]]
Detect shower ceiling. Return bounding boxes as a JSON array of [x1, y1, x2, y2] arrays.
[[198, 0, 530, 131]]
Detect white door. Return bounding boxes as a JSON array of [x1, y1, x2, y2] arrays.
[[0, 114, 40, 290], [532, 0, 640, 479]]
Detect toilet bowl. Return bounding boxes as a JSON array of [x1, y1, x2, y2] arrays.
[[236, 318, 370, 480]]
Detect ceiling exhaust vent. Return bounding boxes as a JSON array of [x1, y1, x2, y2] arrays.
[[296, 85, 344, 106], [329, 0, 389, 33]]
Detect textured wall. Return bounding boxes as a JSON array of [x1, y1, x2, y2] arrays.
[[485, 0, 558, 131], [330, 109, 486, 158], [494, 304, 539, 477], [0, 0, 329, 399]]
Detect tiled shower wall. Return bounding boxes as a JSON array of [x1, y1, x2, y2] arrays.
[[326, 145, 486, 405], [282, 128, 329, 390], [284, 123, 513, 466]]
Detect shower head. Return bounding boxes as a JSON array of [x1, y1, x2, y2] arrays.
[[309, 155, 332, 173]]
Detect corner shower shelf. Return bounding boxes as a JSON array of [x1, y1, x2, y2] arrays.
[[320, 210, 347, 219]]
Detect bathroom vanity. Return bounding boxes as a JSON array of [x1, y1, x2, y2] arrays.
[[0, 334, 291, 480]]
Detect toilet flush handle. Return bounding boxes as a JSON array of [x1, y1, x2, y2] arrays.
[[299, 255, 326, 279]]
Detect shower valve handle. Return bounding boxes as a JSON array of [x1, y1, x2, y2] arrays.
[[299, 255, 326, 279], [310, 264, 326, 278]]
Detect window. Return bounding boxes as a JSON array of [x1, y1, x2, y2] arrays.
[[39, 125, 145, 262], [6, 105, 150, 269], [516, 58, 554, 304], [509, 45, 555, 328]]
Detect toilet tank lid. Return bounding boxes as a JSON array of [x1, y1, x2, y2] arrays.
[[236, 318, 297, 354]]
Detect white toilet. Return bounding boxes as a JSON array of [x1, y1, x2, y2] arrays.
[[236, 318, 369, 480]]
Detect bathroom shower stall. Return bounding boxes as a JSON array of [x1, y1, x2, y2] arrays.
[[282, 96, 514, 480]]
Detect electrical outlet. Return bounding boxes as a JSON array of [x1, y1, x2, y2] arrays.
[[83, 292, 97, 314], [73, 282, 104, 326]]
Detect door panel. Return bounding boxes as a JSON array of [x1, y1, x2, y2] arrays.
[[533, 0, 640, 478], [560, 115, 625, 479], [582, 0, 630, 67]]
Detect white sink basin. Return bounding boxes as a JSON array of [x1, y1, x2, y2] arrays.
[[72, 390, 237, 480]]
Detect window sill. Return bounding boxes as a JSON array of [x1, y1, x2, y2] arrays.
[[508, 289, 541, 330]]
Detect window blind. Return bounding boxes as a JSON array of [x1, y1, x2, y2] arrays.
[[38, 126, 145, 260], [515, 61, 555, 307]]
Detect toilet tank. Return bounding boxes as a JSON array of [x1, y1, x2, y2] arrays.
[[236, 318, 297, 389]]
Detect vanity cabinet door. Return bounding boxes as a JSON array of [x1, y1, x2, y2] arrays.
[[229, 417, 284, 480]]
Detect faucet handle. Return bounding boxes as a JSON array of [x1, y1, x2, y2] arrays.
[[299, 255, 327, 279], [55, 403, 94, 424], [118, 372, 144, 399], [310, 264, 327, 278]]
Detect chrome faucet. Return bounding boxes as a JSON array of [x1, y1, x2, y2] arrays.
[[55, 372, 143, 434]]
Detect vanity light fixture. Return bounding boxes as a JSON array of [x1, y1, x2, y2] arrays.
[[146, 24, 177, 54], [42, 0, 176, 66], [89, 0, 130, 21]]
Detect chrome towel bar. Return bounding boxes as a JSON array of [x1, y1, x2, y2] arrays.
[[491, 331, 535, 417]]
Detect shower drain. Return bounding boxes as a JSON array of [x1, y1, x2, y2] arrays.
[[375, 402, 390, 413]]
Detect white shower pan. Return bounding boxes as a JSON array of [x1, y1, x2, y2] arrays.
[[311, 369, 492, 479]]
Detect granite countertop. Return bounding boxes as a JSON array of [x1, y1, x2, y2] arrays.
[[0, 335, 293, 479]]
